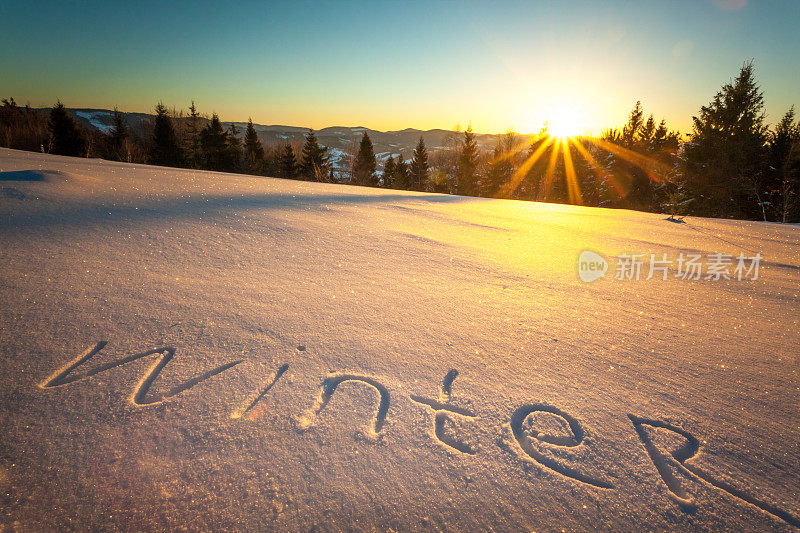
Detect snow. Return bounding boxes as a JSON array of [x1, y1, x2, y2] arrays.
[[74, 110, 114, 134], [326, 147, 348, 166], [0, 147, 799, 531]]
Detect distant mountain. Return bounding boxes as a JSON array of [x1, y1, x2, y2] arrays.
[[49, 107, 528, 170], [230, 123, 512, 167], [59, 108, 154, 136]]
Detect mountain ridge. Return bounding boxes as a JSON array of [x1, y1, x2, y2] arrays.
[[31, 107, 530, 167]]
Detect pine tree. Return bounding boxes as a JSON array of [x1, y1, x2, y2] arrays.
[[1, 98, 49, 152], [394, 155, 410, 189], [652, 119, 670, 151], [519, 131, 550, 200], [601, 103, 681, 211], [684, 61, 768, 219], [767, 107, 800, 222], [109, 107, 129, 161], [299, 129, 328, 180], [409, 136, 429, 191], [352, 131, 377, 186], [150, 102, 183, 167], [622, 101, 644, 146], [278, 143, 297, 179], [109, 107, 128, 146], [639, 114, 656, 149], [227, 122, 243, 171], [185, 101, 202, 169], [484, 145, 505, 197], [456, 126, 479, 196], [381, 156, 396, 188], [200, 113, 230, 171], [617, 105, 656, 208], [244, 118, 265, 172], [48, 101, 87, 157], [484, 132, 516, 198]]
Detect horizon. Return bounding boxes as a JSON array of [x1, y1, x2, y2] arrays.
[[19, 104, 538, 136], [2, 1, 799, 135]]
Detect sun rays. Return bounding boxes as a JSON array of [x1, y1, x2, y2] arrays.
[[490, 132, 670, 205], [481, 97, 679, 206]]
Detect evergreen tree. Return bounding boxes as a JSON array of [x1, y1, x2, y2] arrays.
[[484, 132, 516, 197], [409, 136, 429, 191], [352, 131, 377, 186], [299, 129, 328, 180], [652, 119, 670, 151], [48, 101, 86, 157], [519, 131, 551, 200], [767, 107, 800, 222], [484, 145, 505, 197], [381, 156, 396, 188], [149, 102, 183, 167], [622, 101, 644, 146], [618, 105, 656, 208], [185, 101, 202, 168], [109, 107, 129, 161], [456, 126, 479, 196], [200, 113, 230, 171], [683, 61, 769, 219], [1, 97, 49, 152], [394, 155, 410, 190], [278, 143, 297, 179], [601, 103, 681, 211], [639, 114, 656, 148], [227, 122, 243, 171], [244, 118, 265, 172]]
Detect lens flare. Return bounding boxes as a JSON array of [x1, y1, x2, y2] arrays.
[[494, 132, 669, 206]]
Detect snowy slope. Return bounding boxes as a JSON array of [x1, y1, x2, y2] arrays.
[[0, 147, 798, 531], [73, 111, 115, 134]]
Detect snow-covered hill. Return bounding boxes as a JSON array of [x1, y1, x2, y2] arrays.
[[1, 148, 798, 531]]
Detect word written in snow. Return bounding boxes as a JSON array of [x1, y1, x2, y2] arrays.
[[40, 341, 800, 529]]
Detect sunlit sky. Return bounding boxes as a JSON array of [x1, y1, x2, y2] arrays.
[[1, 0, 798, 135]]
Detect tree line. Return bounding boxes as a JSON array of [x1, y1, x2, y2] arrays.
[[1, 61, 797, 222]]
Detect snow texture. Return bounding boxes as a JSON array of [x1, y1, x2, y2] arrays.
[[0, 147, 798, 531]]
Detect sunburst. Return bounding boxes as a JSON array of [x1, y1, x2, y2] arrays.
[[547, 104, 583, 139], [494, 133, 670, 205]]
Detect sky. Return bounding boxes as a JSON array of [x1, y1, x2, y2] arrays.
[[1, 0, 798, 135]]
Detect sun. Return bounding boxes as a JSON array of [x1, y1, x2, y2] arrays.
[[547, 104, 583, 139]]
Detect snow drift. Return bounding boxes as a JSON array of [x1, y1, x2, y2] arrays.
[[1, 147, 798, 531]]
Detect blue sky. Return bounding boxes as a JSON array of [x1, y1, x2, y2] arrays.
[[1, 0, 798, 133]]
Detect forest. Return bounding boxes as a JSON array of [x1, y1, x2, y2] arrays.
[[2, 62, 798, 222]]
